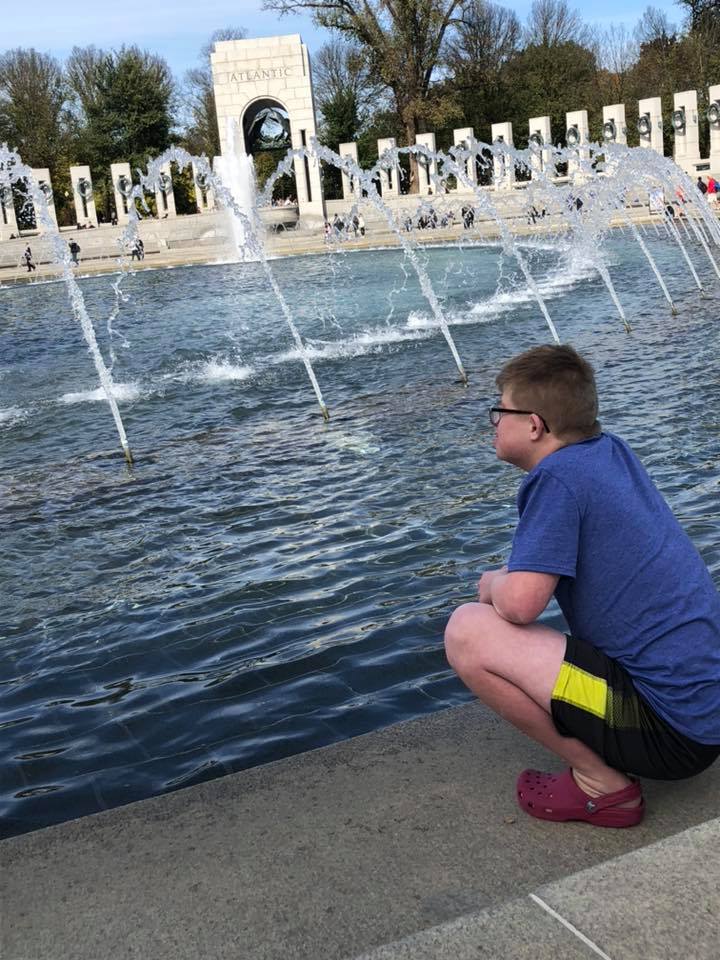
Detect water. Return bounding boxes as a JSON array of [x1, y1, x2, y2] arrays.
[[2, 236, 720, 839]]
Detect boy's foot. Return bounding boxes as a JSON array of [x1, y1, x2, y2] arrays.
[[516, 768, 644, 827]]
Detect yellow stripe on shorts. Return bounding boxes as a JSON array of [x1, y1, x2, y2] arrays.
[[552, 662, 608, 719]]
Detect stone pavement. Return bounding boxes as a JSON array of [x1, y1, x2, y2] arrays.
[[1, 702, 718, 960]]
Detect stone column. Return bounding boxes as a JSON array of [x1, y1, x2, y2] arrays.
[[287, 126, 324, 222], [338, 141, 359, 200], [602, 104, 627, 146], [377, 138, 400, 197], [192, 161, 215, 212], [415, 132, 438, 194], [490, 122, 514, 190], [709, 84, 720, 178], [453, 127, 477, 190], [672, 90, 700, 175], [564, 110, 590, 181], [0, 168, 18, 240], [154, 162, 177, 219], [528, 116, 552, 180], [110, 162, 134, 225], [31, 168, 58, 231], [69, 165, 98, 227], [637, 97, 663, 154]]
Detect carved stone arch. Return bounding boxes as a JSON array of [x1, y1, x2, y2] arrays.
[[211, 35, 325, 223]]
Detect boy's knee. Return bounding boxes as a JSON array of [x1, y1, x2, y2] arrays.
[[444, 602, 495, 669]]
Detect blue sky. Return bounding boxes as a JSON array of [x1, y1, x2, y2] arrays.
[[3, 0, 684, 81]]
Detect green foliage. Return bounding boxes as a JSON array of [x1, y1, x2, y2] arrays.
[[0, 48, 78, 224], [505, 41, 601, 147], [164, 163, 196, 216], [71, 46, 175, 172]]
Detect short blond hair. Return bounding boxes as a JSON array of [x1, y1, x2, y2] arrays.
[[496, 344, 600, 439]]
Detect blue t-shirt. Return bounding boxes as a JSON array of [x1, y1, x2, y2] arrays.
[[507, 432, 720, 744]]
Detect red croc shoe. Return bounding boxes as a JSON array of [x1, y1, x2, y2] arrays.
[[517, 768, 644, 828]]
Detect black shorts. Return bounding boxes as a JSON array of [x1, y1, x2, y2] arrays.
[[551, 635, 720, 780]]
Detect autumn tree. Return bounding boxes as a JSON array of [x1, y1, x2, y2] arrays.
[[263, 0, 465, 191], [443, 0, 521, 141]]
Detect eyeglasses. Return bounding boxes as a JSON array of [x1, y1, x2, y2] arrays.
[[489, 406, 550, 433]]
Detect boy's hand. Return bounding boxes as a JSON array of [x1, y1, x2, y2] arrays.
[[477, 566, 508, 603]]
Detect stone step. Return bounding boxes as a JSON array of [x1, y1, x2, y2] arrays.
[[352, 816, 720, 960]]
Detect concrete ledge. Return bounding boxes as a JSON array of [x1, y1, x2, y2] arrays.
[[354, 816, 720, 959], [1, 702, 719, 960]]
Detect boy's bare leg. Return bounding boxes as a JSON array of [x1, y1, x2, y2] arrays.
[[444, 602, 639, 801]]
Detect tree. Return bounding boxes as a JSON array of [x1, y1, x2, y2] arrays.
[[68, 45, 176, 171], [313, 37, 384, 144], [523, 0, 594, 47], [504, 40, 601, 146], [0, 48, 76, 224], [443, 0, 521, 140], [263, 0, 465, 191], [65, 45, 176, 218], [596, 24, 638, 105], [675, 0, 720, 31], [0, 49, 70, 167], [183, 28, 247, 158]]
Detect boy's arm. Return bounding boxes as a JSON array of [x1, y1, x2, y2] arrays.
[[478, 568, 559, 625]]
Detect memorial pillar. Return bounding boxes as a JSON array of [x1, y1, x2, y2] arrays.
[[672, 90, 700, 175], [415, 132, 438, 194], [31, 168, 58, 231], [453, 127, 477, 190], [637, 97, 663, 155], [377, 138, 400, 197], [69, 165, 98, 227], [192, 161, 215, 212], [602, 104, 627, 146], [564, 110, 590, 181], [338, 141, 359, 200], [154, 162, 177, 218], [708, 84, 720, 178], [490, 122, 515, 190], [0, 165, 18, 240], [110, 162, 134, 225], [528, 116, 552, 180]]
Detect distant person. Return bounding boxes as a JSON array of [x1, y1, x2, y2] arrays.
[[23, 246, 36, 272], [707, 176, 717, 203], [130, 238, 144, 262], [697, 176, 708, 195], [68, 239, 81, 265], [358, 213, 365, 237], [110, 213, 118, 226]]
